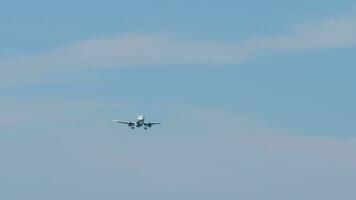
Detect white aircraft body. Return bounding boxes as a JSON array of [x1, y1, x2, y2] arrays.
[[112, 115, 161, 129]]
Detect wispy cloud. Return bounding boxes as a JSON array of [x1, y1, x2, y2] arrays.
[[1, 17, 356, 86], [251, 18, 356, 51]]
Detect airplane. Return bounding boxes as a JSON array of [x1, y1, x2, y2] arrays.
[[112, 115, 161, 130]]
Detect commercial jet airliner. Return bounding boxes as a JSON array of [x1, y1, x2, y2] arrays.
[[112, 115, 161, 129]]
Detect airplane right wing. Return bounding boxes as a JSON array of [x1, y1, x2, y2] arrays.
[[112, 120, 135, 126]]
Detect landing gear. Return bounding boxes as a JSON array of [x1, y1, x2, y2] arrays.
[[131, 126, 135, 129], [144, 126, 148, 130]]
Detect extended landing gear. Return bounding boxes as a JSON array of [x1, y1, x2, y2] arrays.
[[131, 126, 135, 129], [144, 126, 148, 130]]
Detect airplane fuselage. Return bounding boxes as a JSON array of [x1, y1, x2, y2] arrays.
[[135, 115, 145, 127], [130, 115, 146, 128]]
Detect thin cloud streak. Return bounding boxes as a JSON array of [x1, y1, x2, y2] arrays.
[[1, 17, 356, 86], [251, 18, 356, 51]]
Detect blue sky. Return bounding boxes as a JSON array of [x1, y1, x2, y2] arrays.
[[1, 1, 356, 199]]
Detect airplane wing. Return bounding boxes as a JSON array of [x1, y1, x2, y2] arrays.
[[112, 120, 134, 125], [144, 122, 161, 127]]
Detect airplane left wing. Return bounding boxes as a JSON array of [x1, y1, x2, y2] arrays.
[[144, 122, 161, 127]]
